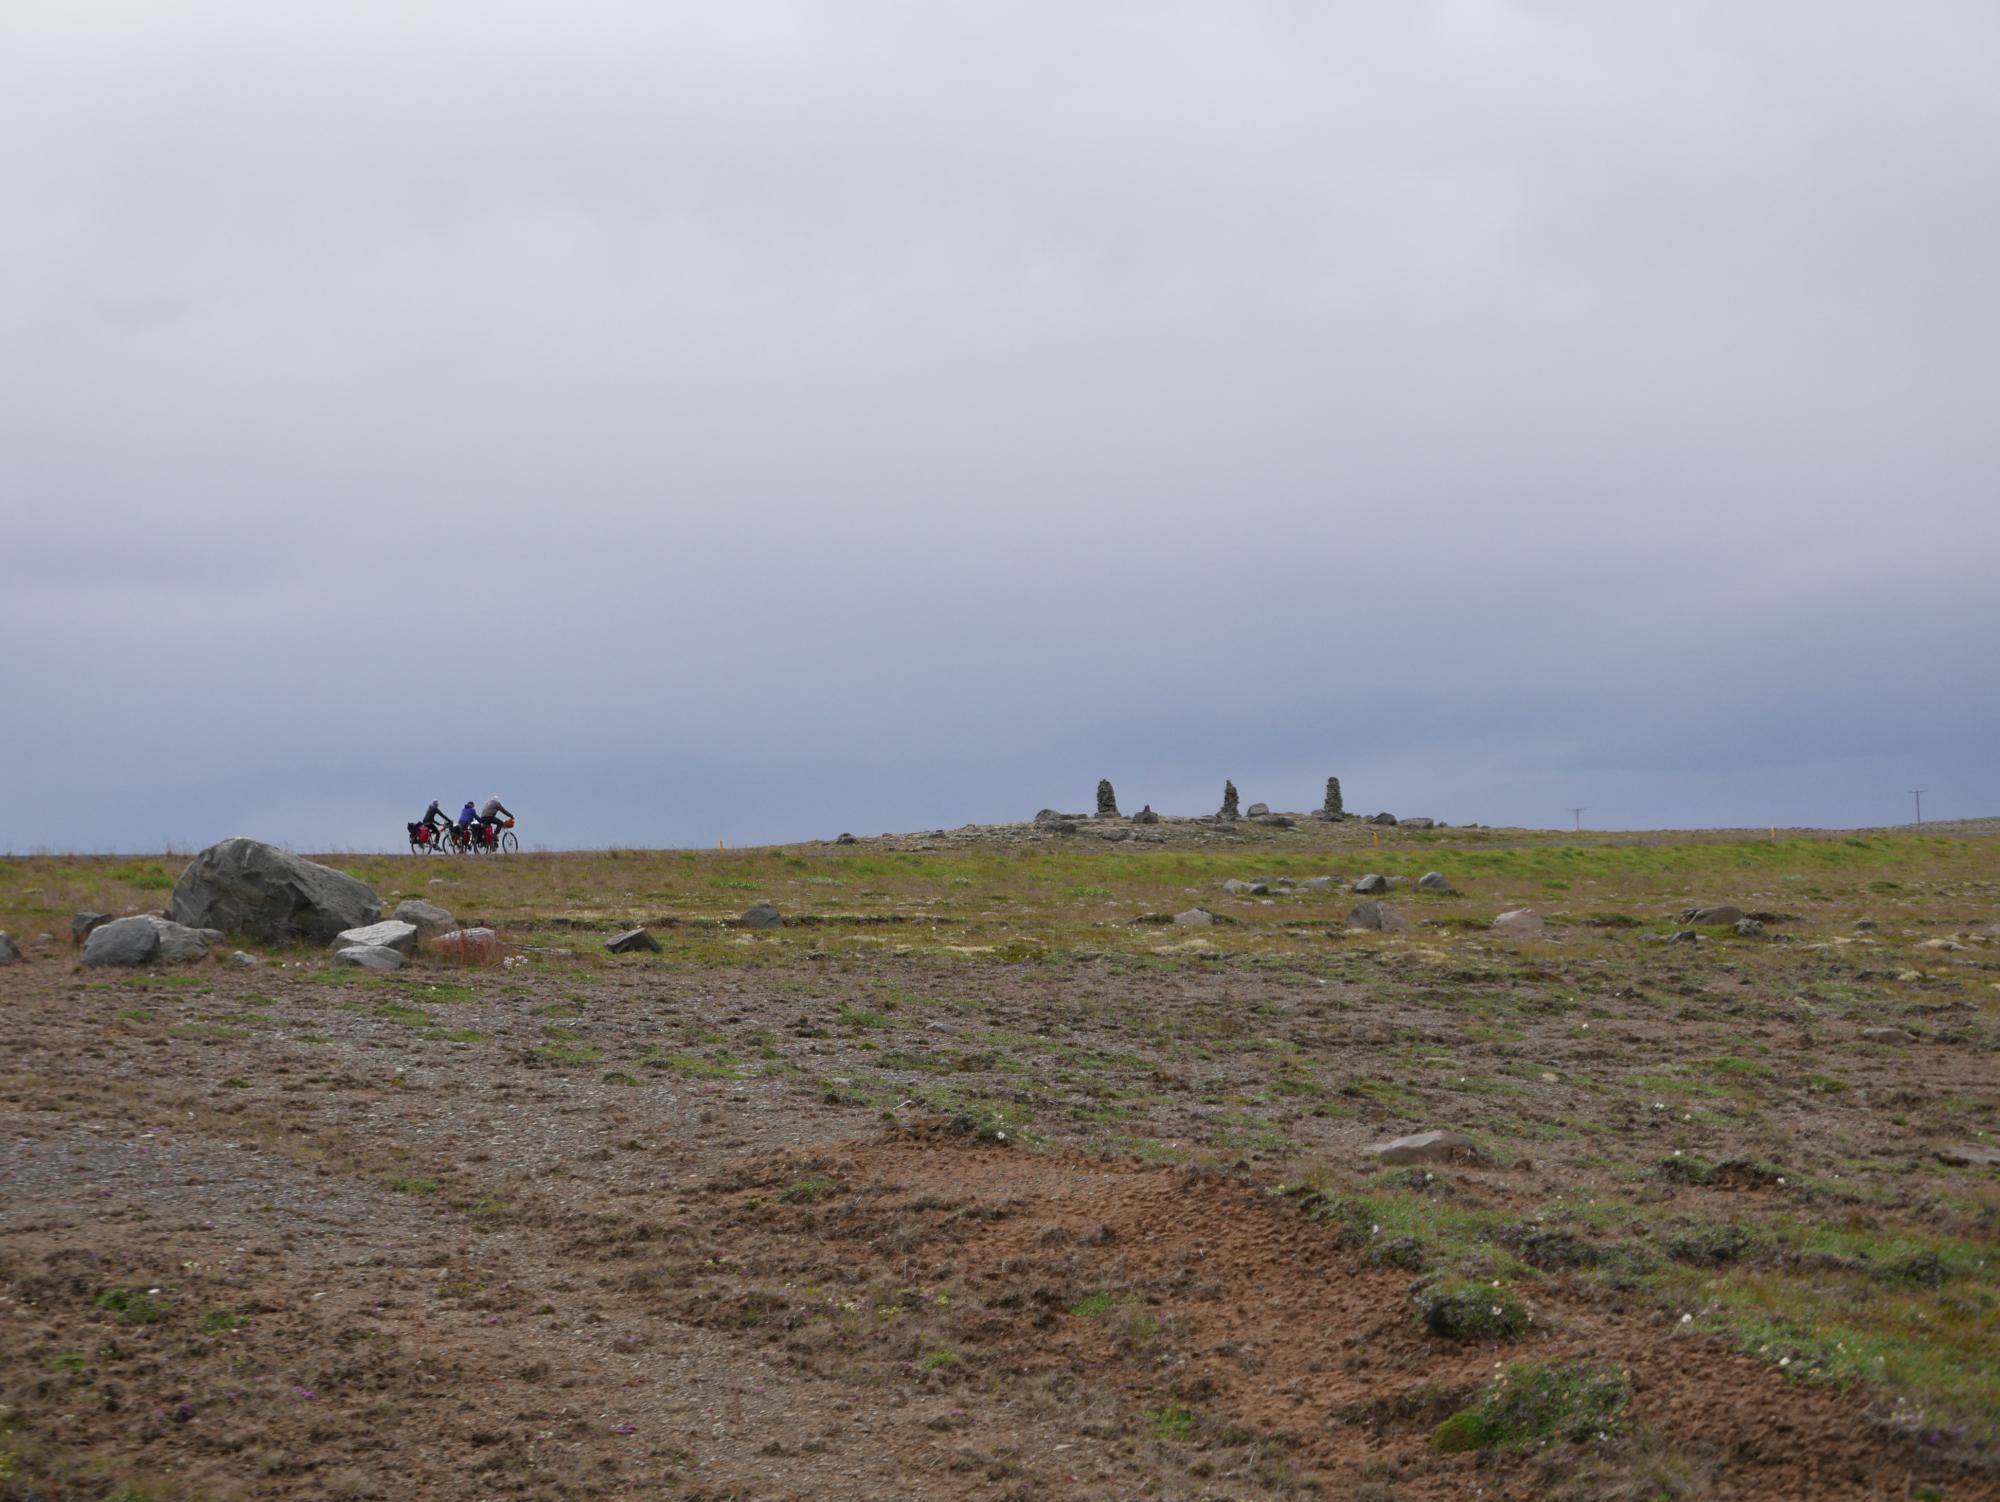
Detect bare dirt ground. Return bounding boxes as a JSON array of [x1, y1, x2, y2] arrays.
[[2, 829, 1997, 1500]]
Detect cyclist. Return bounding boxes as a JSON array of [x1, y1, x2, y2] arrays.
[[411, 799, 450, 849], [457, 800, 479, 840], [476, 796, 514, 847]]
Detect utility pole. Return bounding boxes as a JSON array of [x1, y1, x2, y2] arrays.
[[1910, 790, 1924, 825], [1569, 807, 1585, 833]]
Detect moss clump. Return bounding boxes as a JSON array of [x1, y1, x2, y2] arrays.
[[1656, 1154, 1715, 1185], [1432, 1359, 1631, 1453], [94, 1287, 166, 1325], [1416, 1279, 1528, 1340]]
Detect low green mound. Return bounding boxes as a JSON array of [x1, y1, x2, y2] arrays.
[[1433, 1359, 1631, 1453], [1415, 1279, 1529, 1340]]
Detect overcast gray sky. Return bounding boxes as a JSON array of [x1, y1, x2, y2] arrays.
[[4, 1, 1996, 852]]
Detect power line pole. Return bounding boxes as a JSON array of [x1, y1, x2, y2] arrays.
[[1909, 790, 1924, 825], [1569, 807, 1585, 833]]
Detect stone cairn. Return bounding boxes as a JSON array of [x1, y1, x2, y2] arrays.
[[1218, 781, 1240, 821], [1319, 776, 1345, 820], [1096, 779, 1119, 818]]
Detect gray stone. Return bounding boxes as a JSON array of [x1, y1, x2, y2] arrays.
[[1732, 917, 1766, 938], [606, 927, 662, 954], [226, 950, 267, 969], [1402, 818, 1437, 831], [1173, 908, 1215, 928], [1218, 781, 1240, 821], [1853, 919, 1878, 931], [393, 899, 459, 937], [1492, 908, 1544, 936], [335, 919, 420, 955], [1369, 812, 1398, 825], [1417, 872, 1453, 893], [1255, 813, 1296, 828], [740, 902, 784, 931], [1363, 1130, 1483, 1166], [149, 917, 222, 962], [81, 915, 162, 967], [1679, 905, 1744, 927], [1246, 802, 1270, 818], [1223, 879, 1254, 895], [430, 927, 498, 963], [1934, 1142, 2000, 1169], [1099, 828, 1130, 842], [333, 943, 403, 971], [168, 837, 382, 943], [1320, 776, 1344, 820], [1296, 876, 1336, 894], [0, 932, 20, 965], [72, 911, 112, 945], [1096, 779, 1119, 818], [1131, 805, 1159, 824], [1860, 1026, 1915, 1044], [1667, 930, 1701, 946], [1347, 901, 1408, 933], [1352, 874, 1389, 895], [1037, 818, 1078, 835], [835, 832, 858, 845]]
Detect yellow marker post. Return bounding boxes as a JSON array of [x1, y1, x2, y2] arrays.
[[719, 840, 726, 851]]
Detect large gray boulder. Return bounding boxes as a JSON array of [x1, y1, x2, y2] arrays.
[[607, 927, 662, 954], [151, 916, 223, 962], [1679, 905, 1744, 927], [334, 944, 403, 971], [1417, 872, 1453, 893], [169, 838, 382, 943], [393, 899, 458, 937], [0, 932, 20, 965], [1353, 874, 1389, 895], [740, 902, 784, 931], [1402, 817, 1436, 831], [82, 916, 162, 967], [335, 920, 419, 955], [1173, 908, 1215, 928], [1347, 901, 1408, 933]]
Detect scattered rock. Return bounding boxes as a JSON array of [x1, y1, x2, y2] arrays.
[[1346, 901, 1408, 933], [1246, 802, 1270, 818], [1296, 876, 1336, 894], [1099, 828, 1130, 842], [1920, 938, 1967, 952], [1218, 781, 1240, 821], [1417, 872, 1453, 893], [1678, 905, 1744, 927], [1733, 917, 1766, 938], [82, 917, 161, 967], [1493, 909, 1544, 936], [1667, 930, 1701, 946], [0, 932, 20, 965], [1173, 909, 1215, 928], [1402, 817, 1436, 831], [1255, 813, 1296, 828], [226, 950, 266, 969], [72, 911, 112, 945], [1364, 1130, 1484, 1166], [835, 832, 858, 845], [1096, 779, 1119, 818], [430, 928, 498, 964], [1318, 776, 1344, 820], [1853, 918, 1878, 931], [1860, 1026, 1915, 1044], [151, 918, 223, 962], [333, 944, 403, 971], [1934, 1143, 2000, 1169], [168, 837, 382, 943], [1352, 874, 1389, 895], [1131, 805, 1159, 824], [393, 899, 459, 937], [1037, 818, 1078, 835], [1369, 812, 1398, 825], [606, 927, 662, 954], [334, 919, 420, 955], [740, 902, 784, 931]]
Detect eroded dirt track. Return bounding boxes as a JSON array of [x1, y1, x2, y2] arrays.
[[3, 945, 1995, 1500]]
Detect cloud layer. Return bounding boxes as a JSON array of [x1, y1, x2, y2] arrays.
[[5, 2, 1996, 849]]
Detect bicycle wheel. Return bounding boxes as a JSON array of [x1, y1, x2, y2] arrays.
[[500, 830, 518, 854]]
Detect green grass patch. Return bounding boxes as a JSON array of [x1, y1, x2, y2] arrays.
[[1433, 1359, 1631, 1453]]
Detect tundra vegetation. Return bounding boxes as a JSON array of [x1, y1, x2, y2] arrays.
[[0, 821, 1995, 1500]]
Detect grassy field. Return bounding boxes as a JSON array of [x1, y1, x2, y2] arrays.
[[1, 821, 1996, 1499]]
